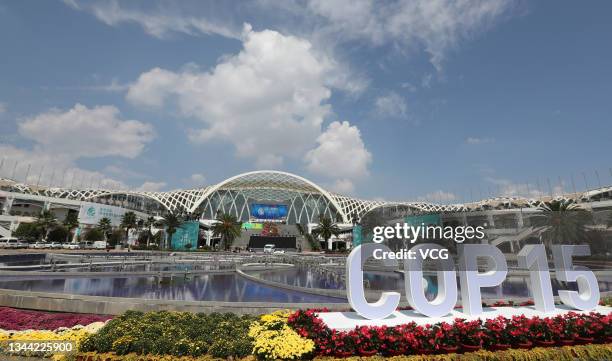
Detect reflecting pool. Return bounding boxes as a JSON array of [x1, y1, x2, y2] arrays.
[[0, 274, 346, 303]]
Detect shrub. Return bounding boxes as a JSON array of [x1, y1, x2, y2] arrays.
[[80, 311, 255, 358]]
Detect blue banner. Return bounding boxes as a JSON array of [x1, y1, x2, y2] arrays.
[[250, 204, 288, 220], [352, 224, 362, 246], [171, 221, 199, 250]]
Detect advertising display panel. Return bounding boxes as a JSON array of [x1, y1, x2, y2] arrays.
[[250, 204, 288, 220], [77, 202, 128, 227]]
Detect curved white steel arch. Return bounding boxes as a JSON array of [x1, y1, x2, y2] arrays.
[[189, 170, 350, 222], [3, 174, 611, 221]]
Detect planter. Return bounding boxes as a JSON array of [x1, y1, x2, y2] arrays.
[[491, 343, 511, 351], [461, 343, 481, 353], [535, 340, 555, 347], [440, 345, 459, 354], [358, 349, 377, 356], [516, 341, 533, 349], [575, 336, 595, 345]]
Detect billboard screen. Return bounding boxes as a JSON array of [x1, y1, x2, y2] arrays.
[[250, 204, 288, 220], [78, 202, 128, 227]]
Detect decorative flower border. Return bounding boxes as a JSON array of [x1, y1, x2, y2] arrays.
[[287, 309, 612, 357], [0, 306, 112, 331]]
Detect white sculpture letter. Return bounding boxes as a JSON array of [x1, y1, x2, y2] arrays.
[[404, 243, 457, 317], [458, 244, 508, 316], [346, 243, 400, 319]]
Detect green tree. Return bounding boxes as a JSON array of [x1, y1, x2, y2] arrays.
[[107, 229, 123, 248], [143, 216, 156, 246], [160, 213, 183, 249], [47, 226, 69, 243], [13, 222, 41, 242], [534, 199, 594, 251], [212, 213, 242, 250], [312, 216, 341, 250], [63, 211, 79, 243], [83, 228, 105, 243], [120, 211, 138, 246], [35, 210, 57, 241], [97, 217, 112, 240]]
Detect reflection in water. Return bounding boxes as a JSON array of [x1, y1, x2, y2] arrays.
[[0, 274, 345, 303], [49, 263, 231, 272], [253, 266, 612, 300]]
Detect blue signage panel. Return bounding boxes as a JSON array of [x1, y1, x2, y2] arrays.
[[171, 221, 199, 250], [352, 224, 363, 246], [250, 204, 288, 220]]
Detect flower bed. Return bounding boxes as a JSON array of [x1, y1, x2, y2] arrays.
[[9, 307, 607, 360], [287, 309, 612, 357], [249, 311, 315, 360], [0, 306, 112, 331], [79, 310, 256, 358], [0, 322, 107, 358], [70, 343, 612, 361]]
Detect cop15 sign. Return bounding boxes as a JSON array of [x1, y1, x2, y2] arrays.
[[346, 243, 600, 320]]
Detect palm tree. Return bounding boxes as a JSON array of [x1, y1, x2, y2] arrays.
[[212, 213, 242, 250], [35, 210, 57, 242], [120, 211, 138, 246], [63, 211, 79, 243], [143, 216, 156, 247], [312, 215, 341, 250], [97, 217, 112, 241], [160, 213, 182, 250], [534, 199, 594, 251]]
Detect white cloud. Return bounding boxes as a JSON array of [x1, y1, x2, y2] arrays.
[[188, 173, 206, 185], [419, 190, 457, 203], [67, 0, 240, 40], [421, 73, 433, 88], [375, 92, 407, 117], [127, 26, 339, 168], [305, 0, 514, 71], [0, 104, 155, 190], [135, 181, 167, 192], [484, 177, 565, 198], [305, 121, 372, 180], [69, 0, 514, 72], [18, 103, 155, 159], [0, 102, 6, 114], [466, 137, 495, 144], [0, 145, 126, 189], [329, 178, 355, 194]]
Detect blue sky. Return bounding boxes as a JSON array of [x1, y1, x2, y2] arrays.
[[0, 0, 610, 203]]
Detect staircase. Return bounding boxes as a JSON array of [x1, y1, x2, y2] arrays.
[[0, 223, 11, 238]]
